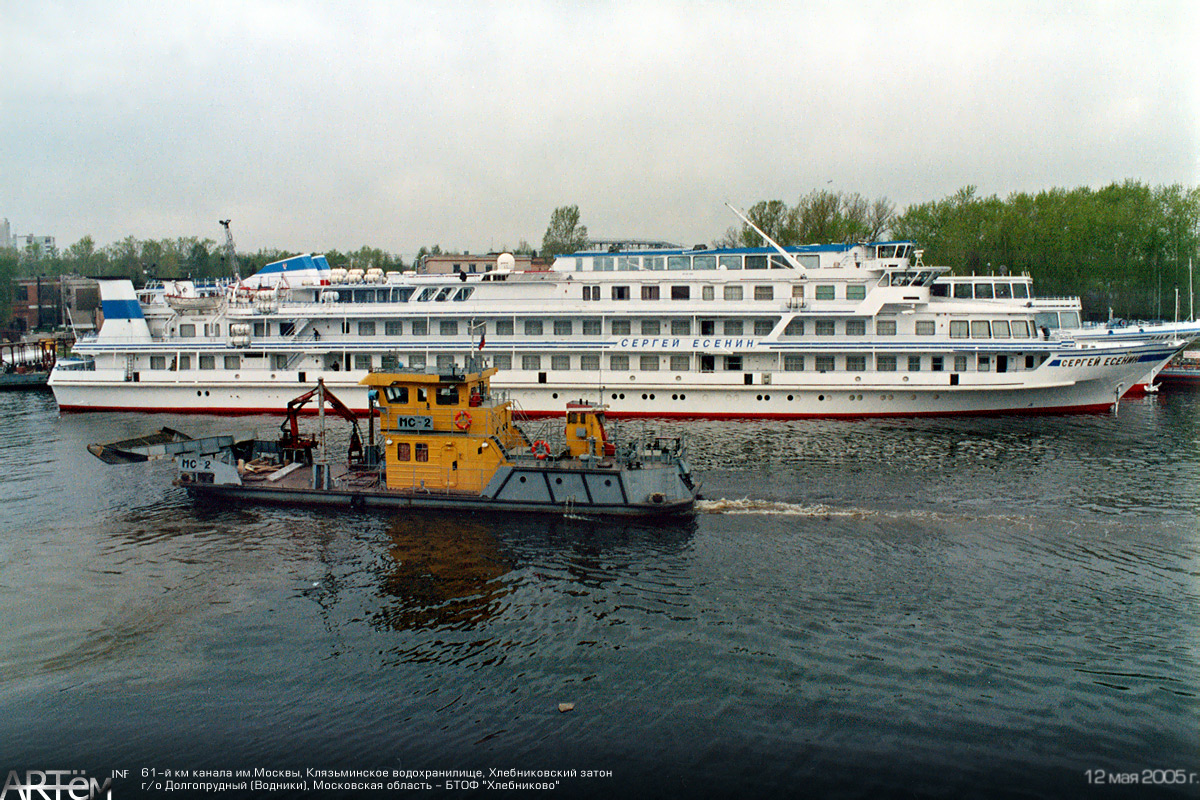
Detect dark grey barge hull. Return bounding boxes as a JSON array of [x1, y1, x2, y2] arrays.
[[0, 371, 50, 390], [178, 481, 694, 517]]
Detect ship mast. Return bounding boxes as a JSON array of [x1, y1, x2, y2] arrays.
[[219, 219, 241, 281], [725, 202, 807, 271]]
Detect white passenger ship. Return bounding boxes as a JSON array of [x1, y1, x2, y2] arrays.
[[50, 241, 1187, 418]]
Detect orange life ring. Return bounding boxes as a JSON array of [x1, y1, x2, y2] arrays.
[[454, 410, 472, 430], [531, 440, 551, 460]]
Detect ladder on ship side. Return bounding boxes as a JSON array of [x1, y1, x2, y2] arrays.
[[284, 323, 316, 369]]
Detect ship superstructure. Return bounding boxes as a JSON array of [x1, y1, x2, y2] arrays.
[[51, 241, 1186, 418]]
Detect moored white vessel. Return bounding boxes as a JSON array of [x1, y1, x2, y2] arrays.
[[933, 274, 1200, 393], [51, 235, 1187, 418]]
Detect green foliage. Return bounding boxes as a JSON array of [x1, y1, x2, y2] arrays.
[[0, 249, 17, 327], [542, 205, 589, 259], [346, 245, 405, 272], [726, 182, 1198, 318], [717, 191, 896, 248], [891, 181, 1200, 318], [18, 232, 407, 286]]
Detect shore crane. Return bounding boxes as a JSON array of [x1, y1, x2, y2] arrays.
[[219, 219, 240, 281]]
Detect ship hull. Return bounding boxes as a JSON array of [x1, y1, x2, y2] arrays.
[[179, 482, 693, 517], [52, 346, 1175, 419]]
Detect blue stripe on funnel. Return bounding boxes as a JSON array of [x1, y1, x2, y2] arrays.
[[101, 299, 144, 319]]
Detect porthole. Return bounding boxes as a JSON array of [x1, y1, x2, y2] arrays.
[[818, 395, 825, 401], [764, 394, 770, 401], [679, 393, 685, 400], [519, 476, 527, 483], [642, 393, 648, 400], [555, 477, 563, 484], [756, 394, 762, 401], [604, 479, 612, 486], [649, 393, 655, 400], [552, 392, 559, 399], [787, 395, 794, 401]]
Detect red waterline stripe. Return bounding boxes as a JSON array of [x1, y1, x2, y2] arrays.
[[57, 402, 1116, 419]]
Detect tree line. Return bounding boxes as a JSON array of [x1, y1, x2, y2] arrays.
[[724, 182, 1200, 320], [5, 182, 1197, 325], [889, 183, 1200, 320], [3, 236, 421, 283]]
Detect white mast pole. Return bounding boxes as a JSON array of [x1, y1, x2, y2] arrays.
[[725, 203, 807, 271]]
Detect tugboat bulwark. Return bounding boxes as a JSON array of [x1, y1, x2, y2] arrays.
[[91, 365, 699, 517]]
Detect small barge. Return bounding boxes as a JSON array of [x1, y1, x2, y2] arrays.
[[89, 365, 699, 517], [0, 339, 59, 390], [1157, 350, 1200, 386]]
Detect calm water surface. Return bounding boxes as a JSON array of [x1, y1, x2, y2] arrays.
[[1, 389, 1198, 799]]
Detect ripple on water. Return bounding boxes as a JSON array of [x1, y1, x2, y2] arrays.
[[1, 392, 1198, 792]]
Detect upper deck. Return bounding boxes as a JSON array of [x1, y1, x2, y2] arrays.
[[550, 241, 940, 278]]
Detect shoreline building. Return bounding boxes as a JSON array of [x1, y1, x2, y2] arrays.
[[13, 233, 56, 259], [9, 276, 100, 334], [419, 252, 543, 275]]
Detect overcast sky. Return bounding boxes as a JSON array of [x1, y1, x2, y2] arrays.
[[3, 1, 1197, 259]]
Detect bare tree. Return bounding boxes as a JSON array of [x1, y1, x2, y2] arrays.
[[868, 197, 895, 241]]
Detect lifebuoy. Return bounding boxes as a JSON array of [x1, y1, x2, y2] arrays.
[[454, 410, 472, 430], [531, 440, 551, 460]]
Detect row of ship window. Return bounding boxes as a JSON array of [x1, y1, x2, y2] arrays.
[[584, 284, 788, 301], [308, 281, 882, 305], [144, 352, 1039, 374], [300, 277, 1035, 303], [213, 317, 1041, 339], [569, 253, 814, 271], [583, 284, 874, 301], [931, 282, 1032, 300]]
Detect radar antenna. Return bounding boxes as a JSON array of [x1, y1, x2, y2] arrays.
[[219, 219, 241, 281]]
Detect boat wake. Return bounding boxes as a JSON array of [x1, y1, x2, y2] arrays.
[[697, 498, 1045, 532], [698, 498, 872, 517]]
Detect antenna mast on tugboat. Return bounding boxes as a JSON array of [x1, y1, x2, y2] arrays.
[[219, 219, 241, 281], [725, 202, 807, 272]]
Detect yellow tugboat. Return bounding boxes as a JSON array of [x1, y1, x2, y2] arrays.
[[89, 364, 699, 517]]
